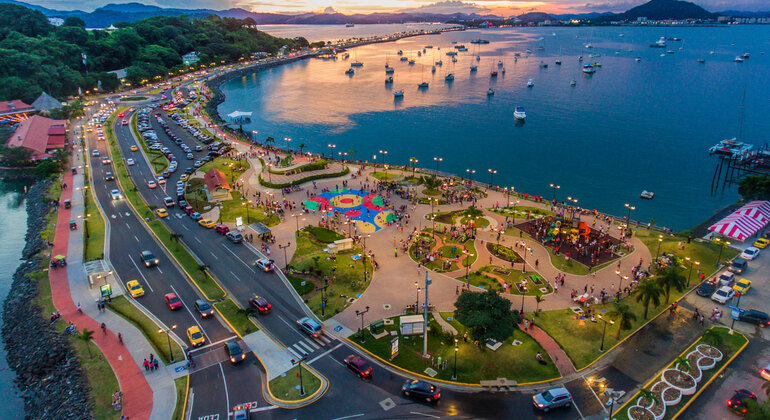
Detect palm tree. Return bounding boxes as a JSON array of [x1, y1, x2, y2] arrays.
[[637, 387, 658, 407], [169, 233, 183, 251], [534, 294, 545, 313], [264, 136, 275, 149], [608, 303, 637, 339], [422, 175, 442, 190], [701, 328, 724, 347], [632, 279, 663, 319], [673, 355, 691, 373], [464, 205, 483, 219], [657, 266, 686, 304], [197, 263, 210, 280], [78, 328, 95, 358], [299, 143, 305, 154], [746, 398, 770, 420]]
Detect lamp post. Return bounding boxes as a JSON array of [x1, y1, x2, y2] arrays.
[[549, 183, 560, 202], [318, 283, 328, 317], [433, 156, 443, 173], [355, 306, 370, 343], [464, 251, 474, 281], [520, 290, 526, 313], [614, 270, 628, 299], [415, 282, 420, 314], [291, 354, 308, 396], [567, 197, 578, 220], [686, 258, 700, 287], [279, 242, 291, 269], [362, 234, 371, 281], [655, 235, 663, 261], [597, 314, 614, 352], [379, 150, 388, 180], [242, 201, 251, 224], [488, 168, 497, 188], [715, 238, 730, 266], [284, 137, 291, 151], [624, 203, 636, 236], [410, 158, 419, 178], [423, 272, 432, 357], [512, 199, 520, 226], [452, 338, 459, 381], [157, 324, 178, 362], [466, 168, 475, 183], [292, 212, 304, 236], [327, 143, 336, 159]]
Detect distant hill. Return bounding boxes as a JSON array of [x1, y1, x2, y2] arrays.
[[717, 10, 770, 18], [516, 12, 554, 23], [594, 0, 716, 22], [552, 12, 614, 20]]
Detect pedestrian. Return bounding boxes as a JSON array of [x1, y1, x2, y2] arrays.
[[524, 319, 529, 330], [118, 332, 123, 344], [699, 315, 705, 326], [535, 259, 539, 268], [456, 285, 459, 295], [101, 322, 107, 334], [153, 359, 159, 370], [143, 359, 150, 371]]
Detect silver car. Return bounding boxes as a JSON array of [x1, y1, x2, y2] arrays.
[[533, 387, 572, 412]]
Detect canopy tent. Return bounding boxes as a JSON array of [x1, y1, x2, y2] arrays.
[[708, 213, 768, 241], [733, 207, 770, 224], [250, 222, 271, 235], [734, 200, 770, 221]]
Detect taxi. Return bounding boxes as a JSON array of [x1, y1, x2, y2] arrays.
[[186, 326, 205, 347], [155, 208, 169, 218], [126, 280, 145, 298], [147, 180, 157, 189], [198, 219, 215, 228], [753, 238, 769, 249], [130, 145, 138, 152], [733, 278, 752, 295]]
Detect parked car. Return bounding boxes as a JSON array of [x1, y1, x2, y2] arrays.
[[140, 250, 158, 267], [343, 355, 373, 378], [761, 363, 770, 381], [727, 389, 756, 416], [226, 231, 243, 244], [199, 219, 215, 228], [733, 279, 752, 295], [194, 299, 215, 318], [297, 317, 323, 338], [248, 296, 271, 314], [225, 341, 246, 364], [717, 272, 735, 287], [255, 258, 275, 272], [740, 247, 760, 261], [215, 224, 230, 235], [697, 281, 718, 297], [164, 292, 182, 310], [189, 212, 202, 221], [738, 309, 770, 327], [402, 379, 440, 403], [752, 238, 769, 249], [729, 258, 748, 274], [533, 387, 573, 412], [711, 286, 735, 304]]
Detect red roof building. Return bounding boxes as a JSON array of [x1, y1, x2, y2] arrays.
[[0, 100, 35, 123], [203, 168, 231, 201], [5, 115, 67, 160]]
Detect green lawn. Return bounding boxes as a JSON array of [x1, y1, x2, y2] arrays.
[[422, 188, 442, 196], [409, 230, 476, 272], [173, 377, 187, 420], [130, 112, 168, 174], [269, 365, 323, 401], [634, 227, 738, 276], [371, 171, 404, 181], [487, 205, 554, 219], [213, 298, 259, 336], [304, 225, 344, 243], [354, 313, 560, 384], [502, 227, 598, 276], [289, 230, 372, 320], [198, 157, 250, 183], [83, 169, 106, 262], [121, 96, 148, 101], [461, 265, 552, 295], [107, 296, 184, 363], [417, 197, 447, 205], [613, 327, 748, 420]]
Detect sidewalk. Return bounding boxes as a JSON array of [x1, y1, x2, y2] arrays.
[[519, 324, 576, 377]]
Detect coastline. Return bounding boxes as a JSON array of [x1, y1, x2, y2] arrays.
[[1, 180, 93, 418]]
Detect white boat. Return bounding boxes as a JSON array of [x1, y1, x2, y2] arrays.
[[666, 50, 675, 54], [651, 37, 666, 48], [569, 79, 576, 86], [555, 59, 562, 65], [696, 58, 705, 64], [514, 106, 526, 119], [734, 56, 744, 63], [585, 43, 593, 48], [497, 60, 503, 67], [640, 190, 655, 200], [539, 61, 548, 68], [487, 88, 494, 96], [582, 64, 595, 74], [393, 90, 404, 97], [526, 79, 534, 87], [351, 61, 363, 67], [709, 138, 753, 157], [635, 57, 641, 62], [742, 52, 750, 59], [345, 23, 355, 27]]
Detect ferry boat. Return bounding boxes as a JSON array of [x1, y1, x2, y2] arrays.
[[734, 56, 744, 63], [582, 64, 595, 74], [393, 90, 404, 98], [345, 68, 355, 75], [385, 67, 394, 74], [650, 37, 667, 48], [526, 79, 534, 87], [470, 65, 477, 72], [487, 88, 494, 96], [385, 76, 393, 84], [709, 138, 753, 157], [470, 39, 490, 44], [418, 82, 429, 88], [445, 73, 455, 81], [514, 106, 526, 120], [351, 61, 363, 67], [640, 191, 655, 200], [539, 61, 548, 68]]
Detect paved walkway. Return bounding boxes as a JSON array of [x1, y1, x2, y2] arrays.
[[519, 324, 576, 377], [51, 157, 154, 420]]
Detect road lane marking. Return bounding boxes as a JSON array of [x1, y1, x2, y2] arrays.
[[157, 266, 163, 274], [195, 237, 202, 244], [219, 363, 229, 415], [170, 284, 210, 343], [250, 406, 278, 413], [210, 252, 218, 260], [286, 346, 302, 360], [583, 375, 608, 414], [134, 235, 140, 243], [331, 415, 364, 420], [410, 412, 440, 419], [304, 338, 320, 350], [572, 401, 585, 420], [187, 388, 194, 420], [220, 244, 256, 273], [128, 255, 155, 292], [228, 271, 241, 282], [296, 341, 314, 353], [307, 343, 343, 366], [183, 224, 190, 230], [125, 222, 131, 230]]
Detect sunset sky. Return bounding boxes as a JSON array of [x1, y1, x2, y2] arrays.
[[24, 0, 770, 16]]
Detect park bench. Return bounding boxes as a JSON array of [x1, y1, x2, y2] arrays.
[[480, 378, 518, 391]]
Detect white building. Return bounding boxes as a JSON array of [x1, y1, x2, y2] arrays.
[[48, 17, 64, 26]]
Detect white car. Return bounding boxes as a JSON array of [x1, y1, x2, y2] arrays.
[[110, 189, 122, 200], [740, 246, 760, 261], [126, 158, 135, 166], [717, 272, 735, 286], [92, 150, 100, 157], [711, 286, 735, 304], [255, 258, 275, 272], [761, 363, 770, 381]]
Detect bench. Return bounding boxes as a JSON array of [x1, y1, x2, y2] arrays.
[[480, 378, 518, 391]]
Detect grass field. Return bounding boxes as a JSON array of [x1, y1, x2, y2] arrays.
[[130, 112, 168, 174], [213, 298, 259, 336], [83, 166, 106, 261], [107, 296, 184, 363], [269, 365, 323, 401]]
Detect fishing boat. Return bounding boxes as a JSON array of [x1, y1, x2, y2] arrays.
[[578, 55, 584, 62], [650, 37, 667, 48], [351, 61, 363, 67], [592, 62, 602, 67], [384, 76, 393, 84], [514, 106, 526, 120], [342, 53, 350, 59], [425, 45, 433, 49], [555, 59, 562, 65], [585, 43, 593, 49], [436, 60, 443, 66], [409, 59, 416, 65], [451, 57, 457, 63], [393, 90, 404, 98], [501, 67, 506, 74], [734, 56, 744, 63], [431, 66, 436, 73], [458, 47, 468, 52], [345, 68, 355, 75], [742, 52, 750, 59], [635, 57, 642, 62], [526, 79, 534, 87], [470, 65, 477, 72], [666, 50, 675, 54], [385, 67, 394, 74], [418, 51, 422, 57], [539, 61, 548, 68], [487, 88, 494, 96], [582, 64, 595, 74], [451, 41, 457, 44], [514, 52, 521, 57], [525, 49, 532, 54], [668, 37, 681, 41], [454, 44, 466, 49], [446, 51, 458, 56], [345, 23, 355, 27], [476, 55, 481, 61], [445, 73, 455, 81], [639, 191, 655, 200], [397, 50, 403, 55], [418, 82, 429, 88]]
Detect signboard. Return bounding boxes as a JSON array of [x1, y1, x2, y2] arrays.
[[728, 305, 744, 320], [236, 216, 243, 227], [99, 284, 112, 298], [390, 336, 399, 360]]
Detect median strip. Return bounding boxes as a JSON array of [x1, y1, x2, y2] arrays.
[[212, 298, 259, 337]]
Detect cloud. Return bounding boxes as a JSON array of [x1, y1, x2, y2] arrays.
[[399, 0, 490, 14]]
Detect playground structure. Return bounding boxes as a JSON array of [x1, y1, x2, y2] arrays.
[[304, 189, 397, 233]]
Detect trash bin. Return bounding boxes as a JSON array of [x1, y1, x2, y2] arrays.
[[370, 319, 385, 335]]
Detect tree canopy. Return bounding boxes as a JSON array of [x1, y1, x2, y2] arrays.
[[738, 175, 770, 201], [0, 3, 307, 102], [454, 290, 519, 342]]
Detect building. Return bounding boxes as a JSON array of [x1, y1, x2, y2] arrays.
[[182, 52, 200, 66], [5, 115, 67, 160], [0, 100, 36, 124], [31, 92, 62, 113], [203, 168, 231, 202], [48, 17, 64, 26]]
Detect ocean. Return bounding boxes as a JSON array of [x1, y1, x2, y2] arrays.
[[220, 25, 770, 231]]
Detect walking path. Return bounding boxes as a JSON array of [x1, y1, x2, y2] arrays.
[[519, 324, 576, 377]]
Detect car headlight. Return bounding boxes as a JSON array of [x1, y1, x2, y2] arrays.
[[230, 357, 236, 362]]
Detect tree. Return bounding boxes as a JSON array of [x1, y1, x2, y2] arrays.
[[34, 160, 60, 178], [197, 263, 209, 280], [422, 175, 442, 190], [608, 303, 637, 339], [746, 398, 770, 420], [264, 136, 275, 148], [738, 175, 770, 201], [454, 289, 519, 343], [299, 143, 305, 154], [632, 279, 663, 319], [464, 205, 483, 219], [169, 233, 183, 251], [78, 328, 95, 358], [673, 355, 691, 373], [656, 266, 686, 304], [534, 294, 545, 313], [637, 387, 658, 407], [701, 328, 723, 347], [63, 16, 86, 28]]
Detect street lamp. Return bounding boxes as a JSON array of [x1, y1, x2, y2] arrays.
[[488, 168, 497, 188], [624, 203, 636, 235], [715, 237, 730, 266], [466, 168, 476, 182], [464, 251, 474, 281], [614, 270, 628, 299], [291, 354, 308, 396], [549, 183, 560, 202], [686, 258, 700, 287], [318, 283, 329, 317], [567, 196, 578, 220], [279, 242, 291, 268], [415, 282, 420, 314], [379, 149, 389, 180], [242, 201, 251, 224], [292, 212, 304, 236], [327, 143, 336, 159], [597, 314, 614, 352], [409, 157, 419, 178], [655, 235, 663, 261], [355, 306, 370, 343], [512, 199, 520, 226], [452, 338, 459, 381], [157, 324, 178, 362], [433, 156, 443, 173]]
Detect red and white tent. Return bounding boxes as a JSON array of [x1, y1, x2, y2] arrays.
[[735, 201, 770, 221], [709, 213, 768, 241]]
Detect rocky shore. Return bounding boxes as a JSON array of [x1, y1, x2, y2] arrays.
[[1, 180, 93, 419]]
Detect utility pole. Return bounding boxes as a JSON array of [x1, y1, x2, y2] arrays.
[[423, 271, 431, 357]]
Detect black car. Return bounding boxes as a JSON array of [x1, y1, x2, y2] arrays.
[[194, 299, 215, 318], [140, 250, 158, 267], [249, 296, 271, 314], [727, 389, 756, 416], [225, 341, 246, 364], [184, 167, 194, 175], [697, 281, 718, 297], [737, 309, 770, 327], [104, 171, 115, 181], [729, 258, 748, 274], [402, 380, 440, 403]]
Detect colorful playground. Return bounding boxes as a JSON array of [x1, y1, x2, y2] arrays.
[[304, 189, 397, 233]]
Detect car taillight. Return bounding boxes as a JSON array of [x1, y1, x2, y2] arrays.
[[267, 304, 271, 309], [727, 400, 732, 406]]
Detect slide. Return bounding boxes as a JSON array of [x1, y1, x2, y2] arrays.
[[579, 222, 590, 239]]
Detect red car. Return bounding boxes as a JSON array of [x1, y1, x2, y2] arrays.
[[249, 296, 271, 314], [117, 112, 125, 117], [343, 355, 373, 378], [215, 224, 230, 235], [183, 205, 195, 215], [164, 292, 182, 310]]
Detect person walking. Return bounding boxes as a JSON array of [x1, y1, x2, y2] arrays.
[[143, 359, 150, 371], [153, 359, 159, 371]]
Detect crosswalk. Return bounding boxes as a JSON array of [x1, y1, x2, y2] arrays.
[[286, 335, 333, 360]]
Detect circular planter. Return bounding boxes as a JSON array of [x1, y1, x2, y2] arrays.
[[698, 356, 716, 370], [628, 405, 656, 420], [662, 369, 697, 395], [662, 386, 682, 406], [697, 344, 723, 361]]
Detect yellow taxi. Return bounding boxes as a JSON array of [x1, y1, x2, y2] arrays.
[[126, 280, 145, 298], [155, 208, 169, 218], [753, 238, 769, 249], [199, 219, 215, 228], [147, 180, 157, 189], [186, 326, 205, 347], [733, 278, 752, 295], [130, 145, 138, 152], [179, 174, 189, 182]]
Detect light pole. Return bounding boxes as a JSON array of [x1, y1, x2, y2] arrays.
[[614, 270, 628, 299], [423, 271, 432, 357], [624, 203, 636, 236], [567, 196, 578, 220], [362, 234, 371, 281], [379, 149, 388, 180], [279, 242, 291, 268], [242, 200, 251, 224], [464, 251, 474, 281], [434, 156, 443, 173], [686, 258, 700, 287], [284, 137, 291, 151], [655, 235, 663, 261], [715, 238, 730, 266], [415, 282, 420, 314], [318, 283, 328, 317], [327, 143, 336, 159], [597, 314, 614, 352], [355, 306, 370, 343], [466, 168, 475, 183], [452, 338, 459, 381], [292, 212, 304, 236], [157, 324, 178, 362], [512, 199, 520, 226], [488, 168, 497, 188], [549, 183, 560, 202], [409, 157, 418, 178], [291, 354, 308, 396]]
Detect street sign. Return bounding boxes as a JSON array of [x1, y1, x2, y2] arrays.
[[390, 336, 399, 360], [728, 305, 745, 320], [236, 216, 243, 227], [99, 284, 112, 298], [334, 325, 343, 332]]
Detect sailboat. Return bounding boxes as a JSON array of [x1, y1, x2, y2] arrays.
[[345, 67, 355, 75], [570, 79, 576, 86], [555, 45, 562, 65], [385, 76, 393, 84], [709, 87, 752, 157], [470, 64, 477, 72], [393, 90, 404, 98], [418, 66, 429, 88]]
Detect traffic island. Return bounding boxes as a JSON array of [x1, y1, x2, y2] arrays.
[[268, 365, 323, 403], [409, 229, 477, 273], [612, 327, 748, 420], [107, 296, 185, 363], [347, 313, 560, 385], [213, 298, 259, 336], [459, 265, 553, 295]]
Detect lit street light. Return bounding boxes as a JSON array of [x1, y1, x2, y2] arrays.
[[157, 324, 178, 362], [597, 314, 614, 352], [488, 168, 497, 188], [433, 156, 443, 173], [549, 183, 560, 202], [452, 338, 459, 381], [624, 203, 636, 236], [355, 306, 371, 343], [291, 354, 308, 396], [686, 257, 700, 287]]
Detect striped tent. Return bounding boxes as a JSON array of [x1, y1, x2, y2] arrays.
[[734, 207, 770, 224], [709, 213, 768, 241], [735, 201, 770, 220]]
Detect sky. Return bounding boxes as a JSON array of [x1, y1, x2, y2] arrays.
[[22, 0, 770, 15]]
